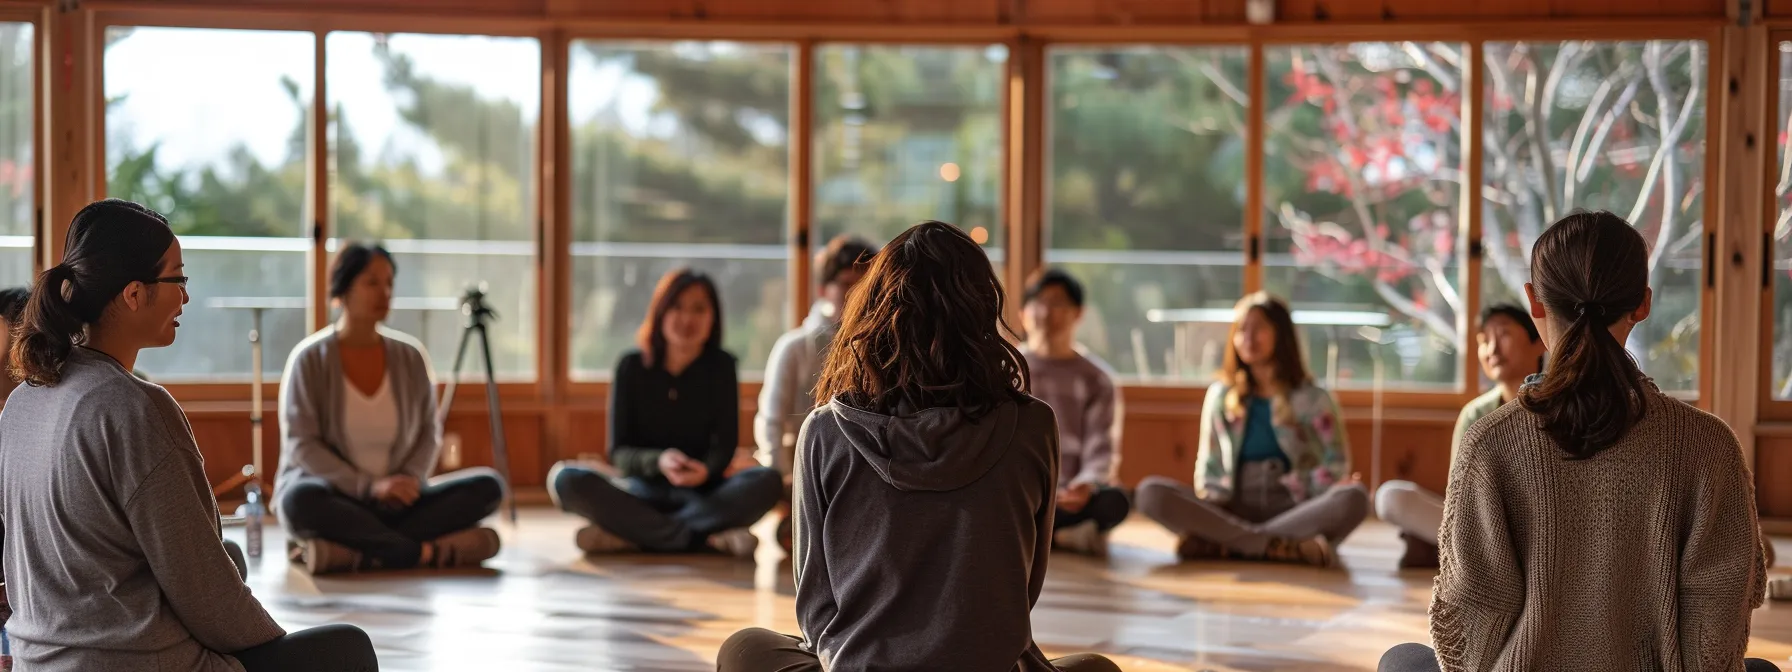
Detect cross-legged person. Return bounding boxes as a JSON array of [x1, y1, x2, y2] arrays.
[[0, 199, 377, 671], [550, 268, 780, 557], [1020, 268, 1129, 557], [1379, 211, 1776, 672], [755, 235, 876, 552], [0, 285, 26, 405], [276, 243, 503, 575], [1135, 292, 1367, 568], [1373, 304, 1545, 568], [716, 220, 1120, 672]]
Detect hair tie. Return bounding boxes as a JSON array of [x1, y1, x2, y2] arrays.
[[1575, 302, 1607, 318]]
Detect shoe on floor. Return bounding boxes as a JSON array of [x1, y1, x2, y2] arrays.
[[431, 527, 501, 568], [1397, 532, 1440, 569], [575, 525, 637, 554], [299, 539, 362, 576], [1769, 576, 1792, 601], [1053, 520, 1109, 557], [1262, 535, 1338, 568], [708, 528, 759, 558], [1176, 534, 1227, 561]]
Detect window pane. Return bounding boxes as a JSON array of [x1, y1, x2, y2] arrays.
[[106, 27, 313, 380], [328, 32, 540, 381], [568, 41, 791, 380], [0, 23, 30, 289], [813, 44, 1004, 260], [1483, 41, 1706, 396], [1772, 43, 1792, 399], [1263, 42, 1466, 391], [1045, 45, 1249, 381]]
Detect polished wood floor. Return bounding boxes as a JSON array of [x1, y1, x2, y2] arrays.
[[234, 508, 1792, 671]]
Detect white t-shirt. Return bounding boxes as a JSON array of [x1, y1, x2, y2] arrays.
[[341, 371, 398, 478]]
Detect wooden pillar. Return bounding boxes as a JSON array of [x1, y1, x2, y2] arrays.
[[1712, 3, 1766, 469]]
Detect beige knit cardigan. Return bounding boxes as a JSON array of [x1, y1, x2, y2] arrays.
[[1430, 385, 1768, 671]]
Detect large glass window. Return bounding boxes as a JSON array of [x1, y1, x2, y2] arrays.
[[106, 27, 313, 380], [1483, 40, 1706, 396], [1044, 45, 1249, 380], [1263, 42, 1466, 391], [568, 41, 792, 379], [0, 22, 29, 290], [1771, 42, 1792, 400], [328, 32, 540, 381], [812, 44, 1004, 259]]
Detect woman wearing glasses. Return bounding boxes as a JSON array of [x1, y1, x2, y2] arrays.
[[274, 242, 504, 575], [0, 199, 377, 671]]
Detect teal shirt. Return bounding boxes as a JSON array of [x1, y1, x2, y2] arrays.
[[1237, 397, 1289, 469]]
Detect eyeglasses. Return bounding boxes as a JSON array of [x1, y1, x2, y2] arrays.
[[144, 276, 189, 289]]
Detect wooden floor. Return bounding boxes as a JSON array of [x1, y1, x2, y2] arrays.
[[234, 508, 1792, 671]]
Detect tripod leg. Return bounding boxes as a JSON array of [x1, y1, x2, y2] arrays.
[[439, 318, 479, 428], [474, 324, 516, 525]]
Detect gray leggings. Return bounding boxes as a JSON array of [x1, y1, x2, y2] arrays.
[[1136, 461, 1370, 556], [717, 628, 1121, 672], [1378, 643, 1783, 672]]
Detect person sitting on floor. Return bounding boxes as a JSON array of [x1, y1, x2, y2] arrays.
[[1379, 211, 1776, 672], [716, 220, 1120, 672], [755, 234, 876, 552], [276, 242, 504, 576], [1019, 267, 1130, 557], [0, 285, 26, 405], [0, 199, 377, 672], [548, 268, 780, 557], [1373, 303, 1545, 568], [1135, 292, 1367, 568]]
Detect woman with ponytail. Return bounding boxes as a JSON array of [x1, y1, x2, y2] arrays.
[[0, 200, 378, 671], [1381, 211, 1774, 671]]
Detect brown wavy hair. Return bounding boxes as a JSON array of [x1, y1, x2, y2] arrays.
[[812, 220, 1028, 419], [1518, 210, 1651, 459], [634, 267, 723, 368], [1219, 292, 1312, 423]]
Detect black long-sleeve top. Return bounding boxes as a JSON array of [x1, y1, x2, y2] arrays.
[[607, 348, 739, 487]]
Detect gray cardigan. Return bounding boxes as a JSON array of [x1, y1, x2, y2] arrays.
[[0, 347, 284, 672], [276, 324, 440, 502]]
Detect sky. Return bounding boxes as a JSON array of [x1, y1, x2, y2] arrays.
[[104, 27, 546, 176]]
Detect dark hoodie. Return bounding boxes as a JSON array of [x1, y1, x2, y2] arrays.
[[794, 394, 1060, 672]]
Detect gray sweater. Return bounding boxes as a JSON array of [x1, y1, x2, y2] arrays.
[[0, 347, 284, 672], [795, 395, 1059, 671], [276, 325, 440, 504]]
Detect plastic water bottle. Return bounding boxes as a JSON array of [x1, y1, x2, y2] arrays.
[[243, 482, 264, 560]]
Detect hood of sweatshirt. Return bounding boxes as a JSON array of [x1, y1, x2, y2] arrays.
[[821, 397, 1022, 492]]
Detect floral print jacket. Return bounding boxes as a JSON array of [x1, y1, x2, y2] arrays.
[[1194, 381, 1350, 504]]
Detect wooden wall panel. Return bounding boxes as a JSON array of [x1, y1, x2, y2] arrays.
[[1342, 414, 1454, 494], [1277, 0, 1719, 21], [442, 410, 546, 487], [1773, 0, 1792, 16], [1020, 0, 1246, 24], [1758, 435, 1792, 518], [561, 0, 1008, 22]]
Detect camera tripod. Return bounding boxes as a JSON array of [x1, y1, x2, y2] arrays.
[[439, 284, 517, 524]]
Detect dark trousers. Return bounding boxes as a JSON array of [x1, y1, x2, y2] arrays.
[[1054, 486, 1131, 532], [277, 468, 504, 569], [717, 628, 1122, 672], [232, 624, 379, 672], [1377, 643, 1783, 672], [550, 465, 782, 552]]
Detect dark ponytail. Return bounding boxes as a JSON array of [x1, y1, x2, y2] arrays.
[[9, 199, 173, 387], [1518, 210, 1652, 460]]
